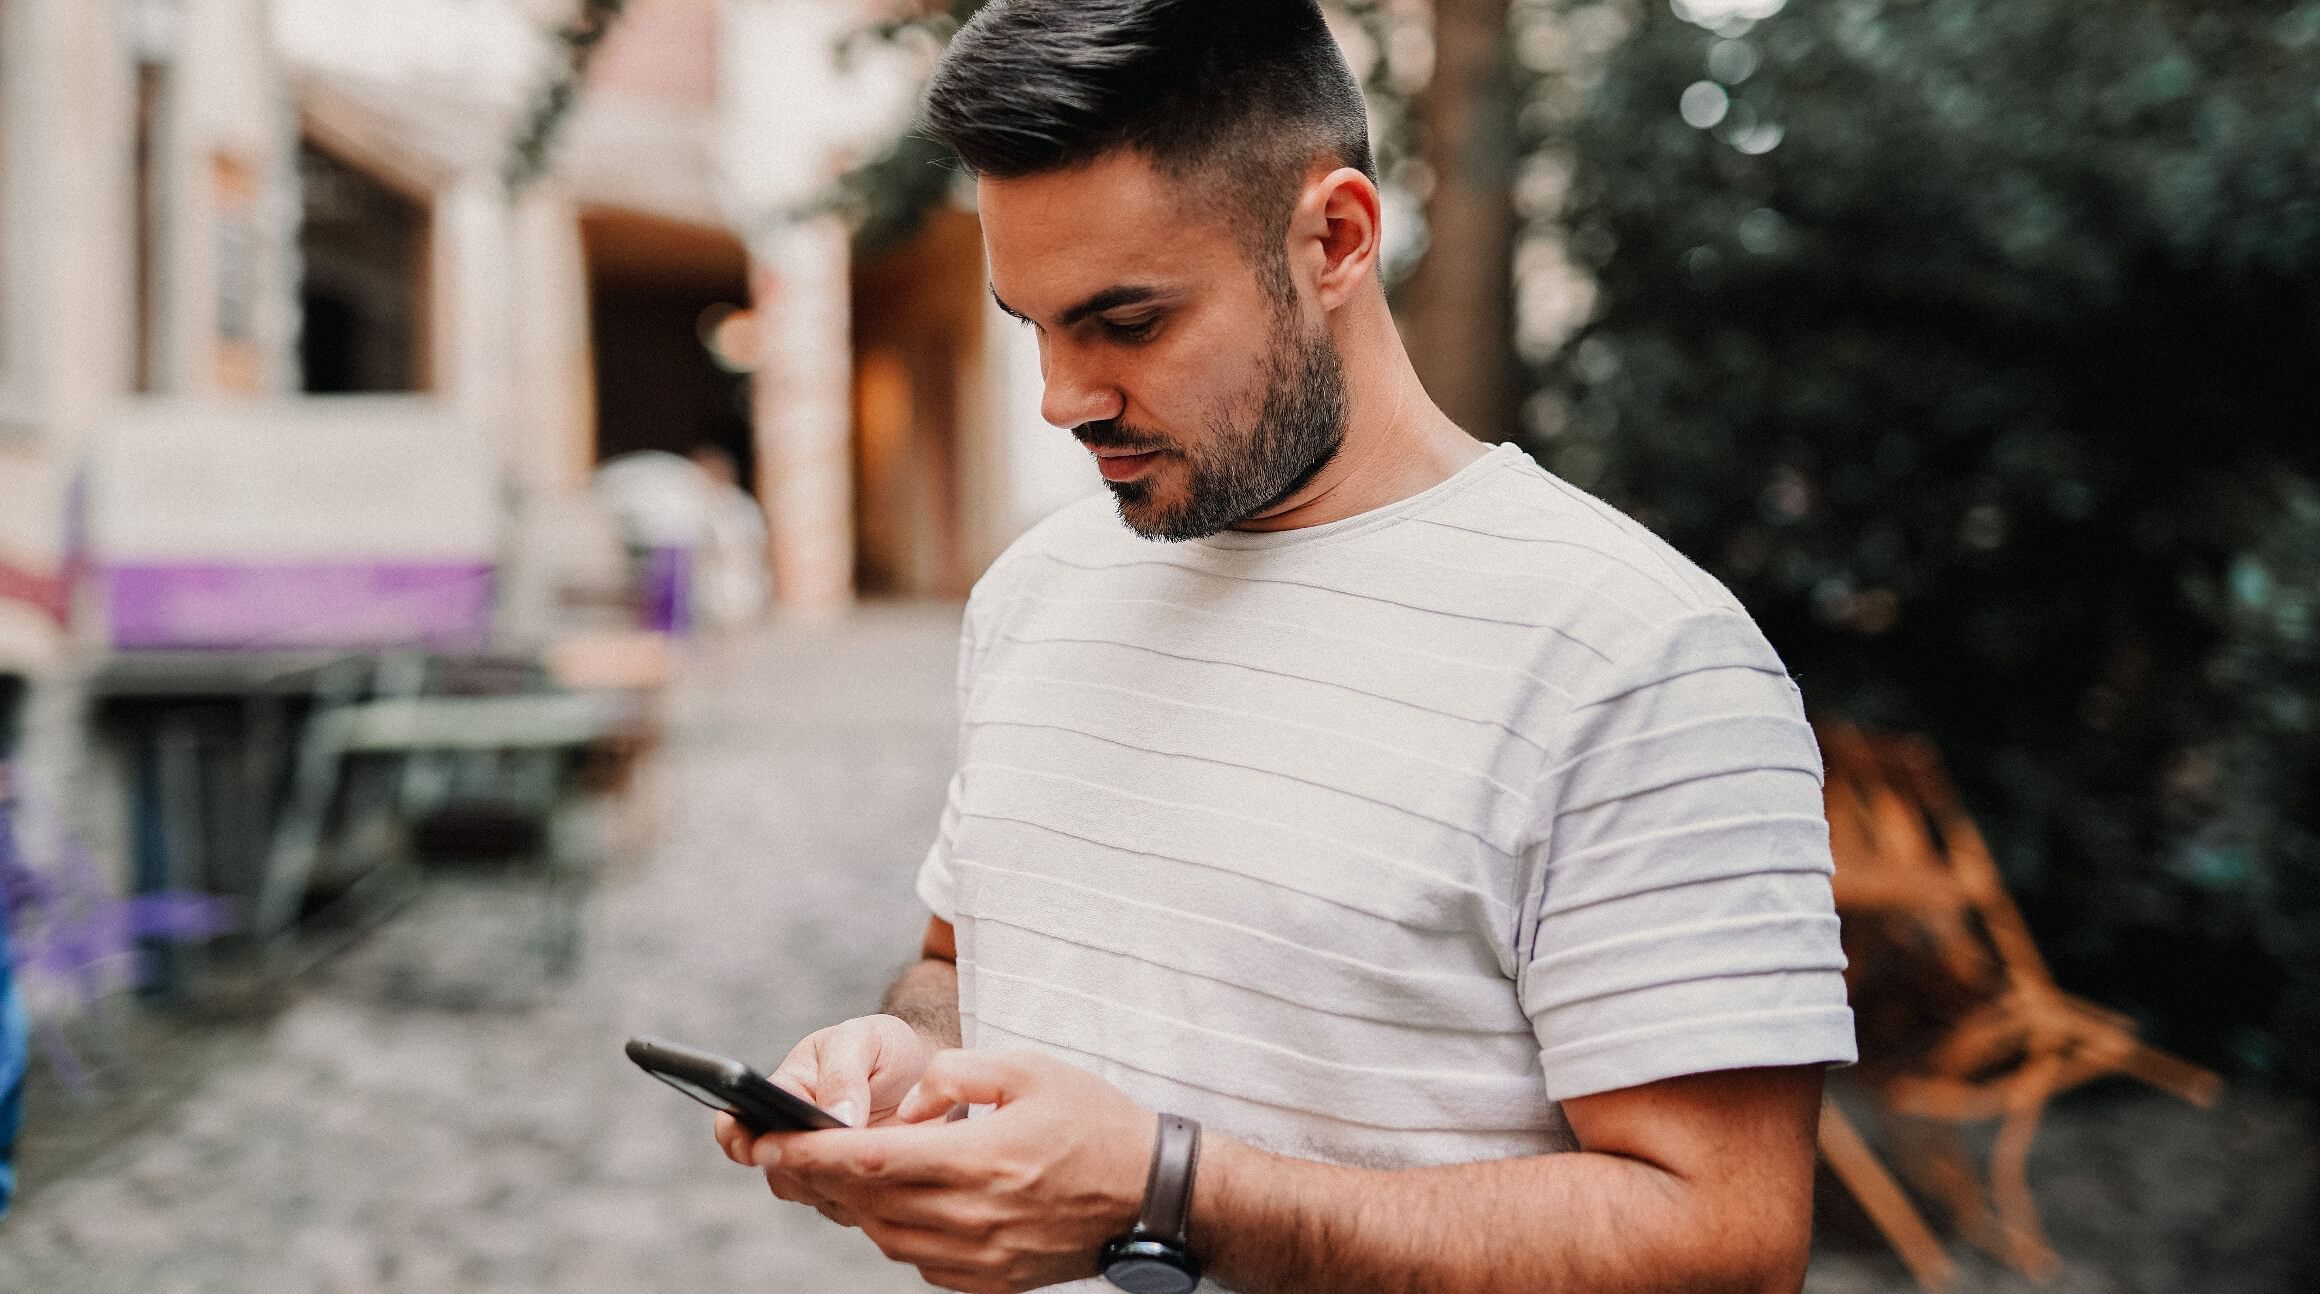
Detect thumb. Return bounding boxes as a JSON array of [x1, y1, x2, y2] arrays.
[[893, 1049, 1031, 1124], [809, 1027, 884, 1129], [769, 1056, 861, 1129]]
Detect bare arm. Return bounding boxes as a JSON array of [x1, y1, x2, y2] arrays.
[[880, 916, 962, 1049], [1191, 1066, 1824, 1294]]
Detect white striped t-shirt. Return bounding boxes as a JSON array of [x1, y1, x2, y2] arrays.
[[916, 442, 1854, 1189]]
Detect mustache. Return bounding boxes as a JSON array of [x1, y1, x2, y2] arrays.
[[1074, 420, 1169, 453]]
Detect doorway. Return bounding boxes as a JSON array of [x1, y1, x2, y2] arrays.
[[849, 208, 987, 599], [580, 208, 754, 487], [297, 137, 429, 394]]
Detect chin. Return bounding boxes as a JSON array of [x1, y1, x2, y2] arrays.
[[1107, 481, 1199, 543]]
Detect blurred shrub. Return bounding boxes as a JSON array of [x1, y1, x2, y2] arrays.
[[1530, 0, 2320, 1085]]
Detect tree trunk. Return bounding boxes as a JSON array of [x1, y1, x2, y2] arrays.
[[1397, 0, 1518, 442]]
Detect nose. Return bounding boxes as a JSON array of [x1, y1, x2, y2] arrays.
[[1038, 339, 1122, 431]]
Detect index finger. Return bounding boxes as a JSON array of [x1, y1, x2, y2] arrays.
[[758, 1120, 982, 1188], [714, 1111, 755, 1165]]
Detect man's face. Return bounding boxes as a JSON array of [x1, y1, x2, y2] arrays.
[[981, 152, 1348, 541]]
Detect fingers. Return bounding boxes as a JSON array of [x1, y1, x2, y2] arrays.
[[848, 1183, 1001, 1235], [818, 1022, 881, 1128], [761, 1122, 975, 1188], [765, 1167, 859, 1228], [894, 1049, 1035, 1124], [767, 1052, 824, 1108], [857, 1216, 1003, 1281], [916, 1269, 1016, 1294], [774, 1022, 886, 1128], [713, 1111, 754, 1166]]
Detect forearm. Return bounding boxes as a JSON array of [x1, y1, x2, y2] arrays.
[[1191, 1137, 1802, 1294], [878, 957, 961, 1049]]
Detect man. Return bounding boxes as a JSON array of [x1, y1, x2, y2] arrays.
[[714, 3, 1855, 1291]]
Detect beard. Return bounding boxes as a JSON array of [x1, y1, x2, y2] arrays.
[[1084, 312, 1350, 543]]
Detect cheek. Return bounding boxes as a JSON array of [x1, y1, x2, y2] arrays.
[[1126, 332, 1270, 445]]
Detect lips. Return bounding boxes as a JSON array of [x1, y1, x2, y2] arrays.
[[1088, 447, 1162, 482]]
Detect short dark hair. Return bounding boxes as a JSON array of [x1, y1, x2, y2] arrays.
[[922, 0, 1374, 292]]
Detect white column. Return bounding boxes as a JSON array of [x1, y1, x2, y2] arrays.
[[749, 215, 854, 612], [434, 167, 514, 447], [508, 184, 596, 495]]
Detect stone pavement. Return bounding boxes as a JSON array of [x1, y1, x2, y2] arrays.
[[1, 607, 964, 1293], [1, 604, 2314, 1293]]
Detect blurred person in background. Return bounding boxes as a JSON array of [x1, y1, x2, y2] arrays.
[[713, 3, 1852, 1292], [592, 448, 770, 637], [684, 445, 770, 634]]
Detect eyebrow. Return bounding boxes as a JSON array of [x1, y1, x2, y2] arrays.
[[990, 284, 1170, 329]]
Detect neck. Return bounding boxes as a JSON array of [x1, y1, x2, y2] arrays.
[[1232, 286, 1489, 533]]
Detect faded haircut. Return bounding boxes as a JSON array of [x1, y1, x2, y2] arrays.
[[920, 0, 1374, 302]]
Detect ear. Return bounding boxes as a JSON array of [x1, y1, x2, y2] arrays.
[[1288, 165, 1382, 313]]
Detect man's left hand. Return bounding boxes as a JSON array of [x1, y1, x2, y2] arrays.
[[752, 1048, 1157, 1294]]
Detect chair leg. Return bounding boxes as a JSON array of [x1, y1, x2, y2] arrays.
[[1888, 1112, 2004, 1259], [2118, 1041, 2223, 1109], [1819, 1103, 1956, 1291], [1990, 1058, 2063, 1282]]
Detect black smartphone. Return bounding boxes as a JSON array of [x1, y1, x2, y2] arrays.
[[625, 1035, 848, 1133]]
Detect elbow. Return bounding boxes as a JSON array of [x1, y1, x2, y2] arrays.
[[1689, 1216, 1811, 1294], [1720, 1174, 1815, 1294], [1691, 1252, 1806, 1294], [1732, 1230, 1812, 1294], [1757, 1249, 1811, 1294]]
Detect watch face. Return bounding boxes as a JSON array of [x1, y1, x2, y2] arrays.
[[1103, 1256, 1198, 1294]]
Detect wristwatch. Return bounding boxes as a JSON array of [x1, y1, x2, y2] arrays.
[[1099, 1113, 1203, 1293]]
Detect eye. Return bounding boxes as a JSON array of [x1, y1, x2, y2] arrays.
[[1103, 315, 1162, 344]]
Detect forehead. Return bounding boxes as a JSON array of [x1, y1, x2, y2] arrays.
[[978, 152, 1248, 317]]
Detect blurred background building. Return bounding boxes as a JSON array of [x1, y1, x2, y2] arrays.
[[0, 0, 1098, 800]]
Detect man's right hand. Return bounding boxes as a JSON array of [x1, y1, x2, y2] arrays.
[[712, 1013, 936, 1166]]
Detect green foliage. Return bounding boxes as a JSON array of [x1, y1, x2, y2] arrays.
[[812, 3, 992, 254], [1534, 0, 2320, 1084], [506, 0, 629, 191]]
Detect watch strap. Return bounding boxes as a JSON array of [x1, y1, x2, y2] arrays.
[[1137, 1113, 1201, 1246]]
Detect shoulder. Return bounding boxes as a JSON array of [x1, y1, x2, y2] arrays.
[[1418, 446, 1742, 619], [956, 491, 1122, 666], [966, 491, 1117, 608], [1399, 448, 1779, 698]]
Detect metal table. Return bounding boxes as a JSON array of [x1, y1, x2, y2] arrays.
[[84, 650, 372, 997]]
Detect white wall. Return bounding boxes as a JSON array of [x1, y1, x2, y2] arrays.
[[89, 399, 498, 565], [716, 0, 923, 225], [273, 0, 542, 105], [991, 299, 1103, 550]]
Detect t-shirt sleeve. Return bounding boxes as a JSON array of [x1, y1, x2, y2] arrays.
[[1517, 610, 1856, 1102], [914, 770, 967, 925], [914, 581, 1003, 925]]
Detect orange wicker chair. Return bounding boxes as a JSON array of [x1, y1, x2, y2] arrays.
[[1812, 720, 2221, 1285]]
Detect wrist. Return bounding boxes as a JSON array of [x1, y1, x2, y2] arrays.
[[1106, 1113, 1162, 1234], [878, 957, 962, 1048], [1101, 1113, 1204, 1293], [1186, 1131, 1249, 1274]]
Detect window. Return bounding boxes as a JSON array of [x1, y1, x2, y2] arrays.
[[131, 58, 166, 392], [296, 137, 428, 393]]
